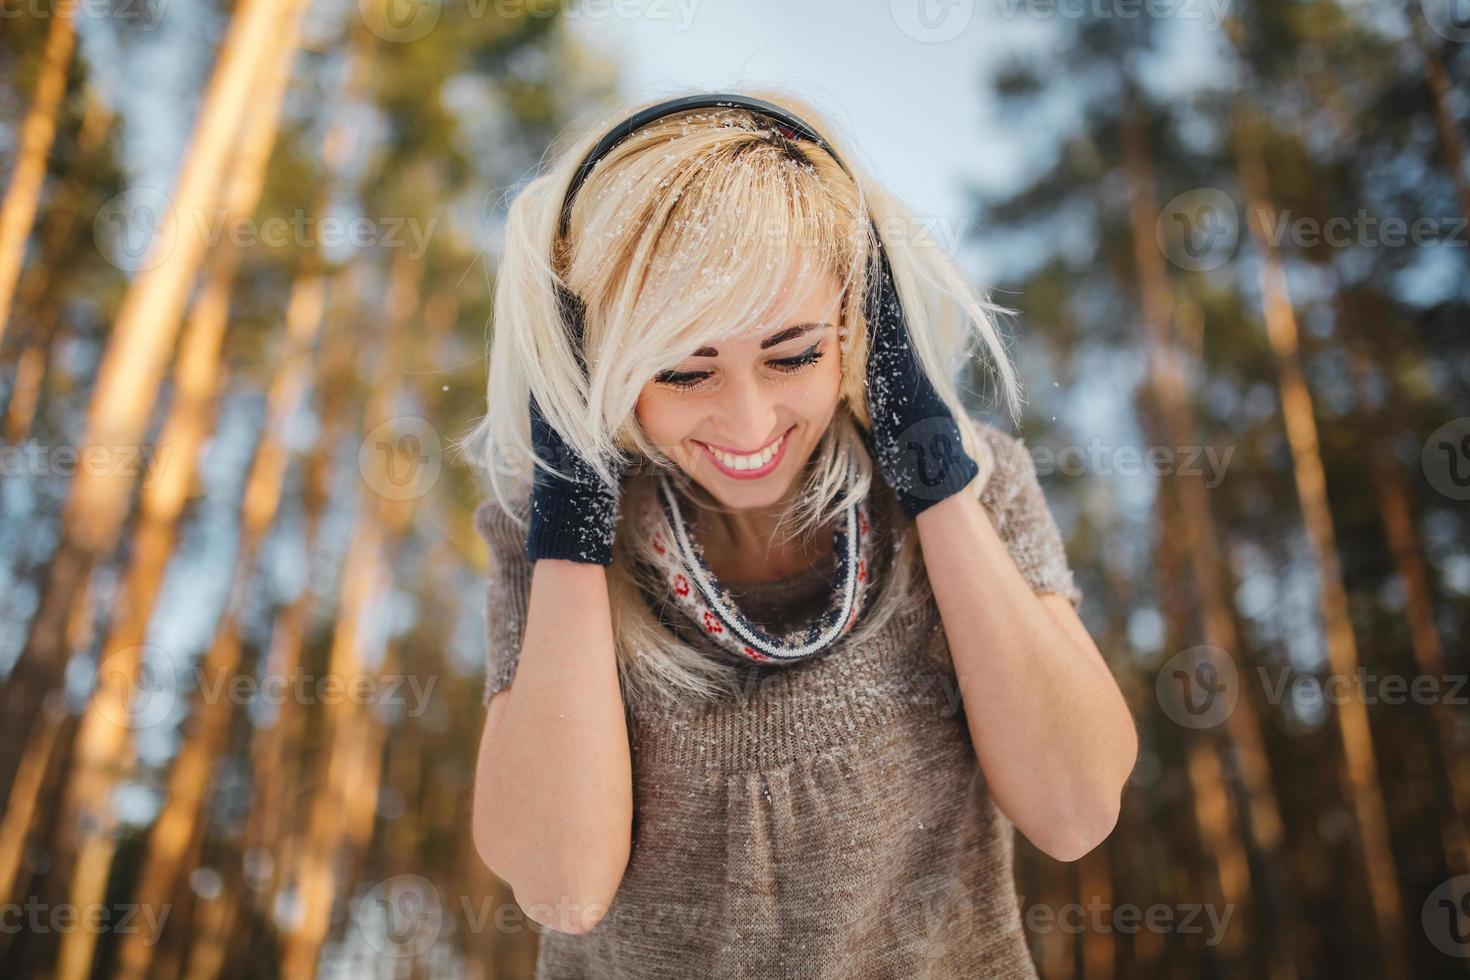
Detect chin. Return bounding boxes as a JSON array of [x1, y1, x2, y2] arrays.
[[690, 468, 804, 512]]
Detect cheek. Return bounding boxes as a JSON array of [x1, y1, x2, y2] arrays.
[[797, 354, 844, 427], [634, 386, 685, 451]]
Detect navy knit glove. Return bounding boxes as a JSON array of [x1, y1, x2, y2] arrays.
[[524, 285, 622, 565], [862, 236, 979, 520]]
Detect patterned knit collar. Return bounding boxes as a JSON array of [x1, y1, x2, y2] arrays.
[[641, 469, 875, 665]]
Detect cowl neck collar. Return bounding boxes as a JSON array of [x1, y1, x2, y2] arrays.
[[636, 468, 876, 665]]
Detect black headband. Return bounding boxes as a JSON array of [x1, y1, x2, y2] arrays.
[[556, 93, 851, 241]]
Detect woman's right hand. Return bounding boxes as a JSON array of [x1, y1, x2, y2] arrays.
[[523, 283, 623, 565], [524, 392, 623, 564]]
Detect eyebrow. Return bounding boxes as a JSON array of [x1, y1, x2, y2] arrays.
[[762, 321, 828, 349], [689, 321, 831, 357]]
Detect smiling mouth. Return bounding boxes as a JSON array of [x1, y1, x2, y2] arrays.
[[695, 427, 794, 480]]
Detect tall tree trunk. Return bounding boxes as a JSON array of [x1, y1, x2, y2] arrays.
[[1120, 95, 1296, 979], [0, 2, 76, 345], [186, 275, 357, 979], [1405, 3, 1470, 225], [1233, 102, 1408, 979], [0, 0, 303, 795], [0, 550, 98, 968], [2, 90, 113, 441], [0, 692, 68, 911], [43, 12, 309, 976], [278, 491, 389, 977], [106, 265, 327, 980], [1139, 370, 1258, 974], [279, 249, 424, 975], [1344, 317, 1470, 877], [1147, 431, 1229, 976]]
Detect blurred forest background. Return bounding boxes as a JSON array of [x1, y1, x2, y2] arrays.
[[0, 0, 1467, 977]]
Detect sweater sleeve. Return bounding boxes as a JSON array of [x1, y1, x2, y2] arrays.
[[473, 497, 534, 705], [975, 428, 1084, 609]]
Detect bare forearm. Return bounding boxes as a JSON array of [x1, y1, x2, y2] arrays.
[[916, 492, 1135, 861], [472, 559, 632, 930]]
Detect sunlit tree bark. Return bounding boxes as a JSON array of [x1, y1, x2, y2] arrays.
[[0, 0, 307, 801], [45, 9, 310, 976], [0, 2, 76, 345], [1233, 101, 1408, 980], [105, 260, 326, 980], [1120, 93, 1295, 980], [1344, 312, 1470, 878], [279, 248, 423, 976], [0, 693, 68, 914], [1, 91, 111, 444], [1404, 3, 1470, 225]]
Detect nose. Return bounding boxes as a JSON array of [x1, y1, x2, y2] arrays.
[[711, 372, 779, 450]]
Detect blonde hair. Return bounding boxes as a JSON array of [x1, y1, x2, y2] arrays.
[[457, 88, 1024, 711]]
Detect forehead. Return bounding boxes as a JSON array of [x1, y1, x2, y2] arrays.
[[733, 266, 844, 334]]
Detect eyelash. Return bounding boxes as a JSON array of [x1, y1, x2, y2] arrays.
[[654, 343, 824, 389]]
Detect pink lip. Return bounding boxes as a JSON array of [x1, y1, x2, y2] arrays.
[[695, 427, 794, 481]]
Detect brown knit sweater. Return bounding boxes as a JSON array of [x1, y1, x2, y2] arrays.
[[475, 421, 1083, 978]]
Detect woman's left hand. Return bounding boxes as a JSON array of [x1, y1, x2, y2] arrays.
[[860, 236, 990, 516]]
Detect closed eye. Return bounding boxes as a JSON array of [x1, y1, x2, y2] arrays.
[[768, 342, 823, 372], [653, 368, 713, 388]]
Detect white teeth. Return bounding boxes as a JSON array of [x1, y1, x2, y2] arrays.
[[710, 434, 783, 472]]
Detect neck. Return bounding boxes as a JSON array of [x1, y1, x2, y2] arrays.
[[688, 486, 833, 585]]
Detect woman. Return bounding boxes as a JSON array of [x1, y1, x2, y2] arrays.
[[465, 90, 1137, 978]]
